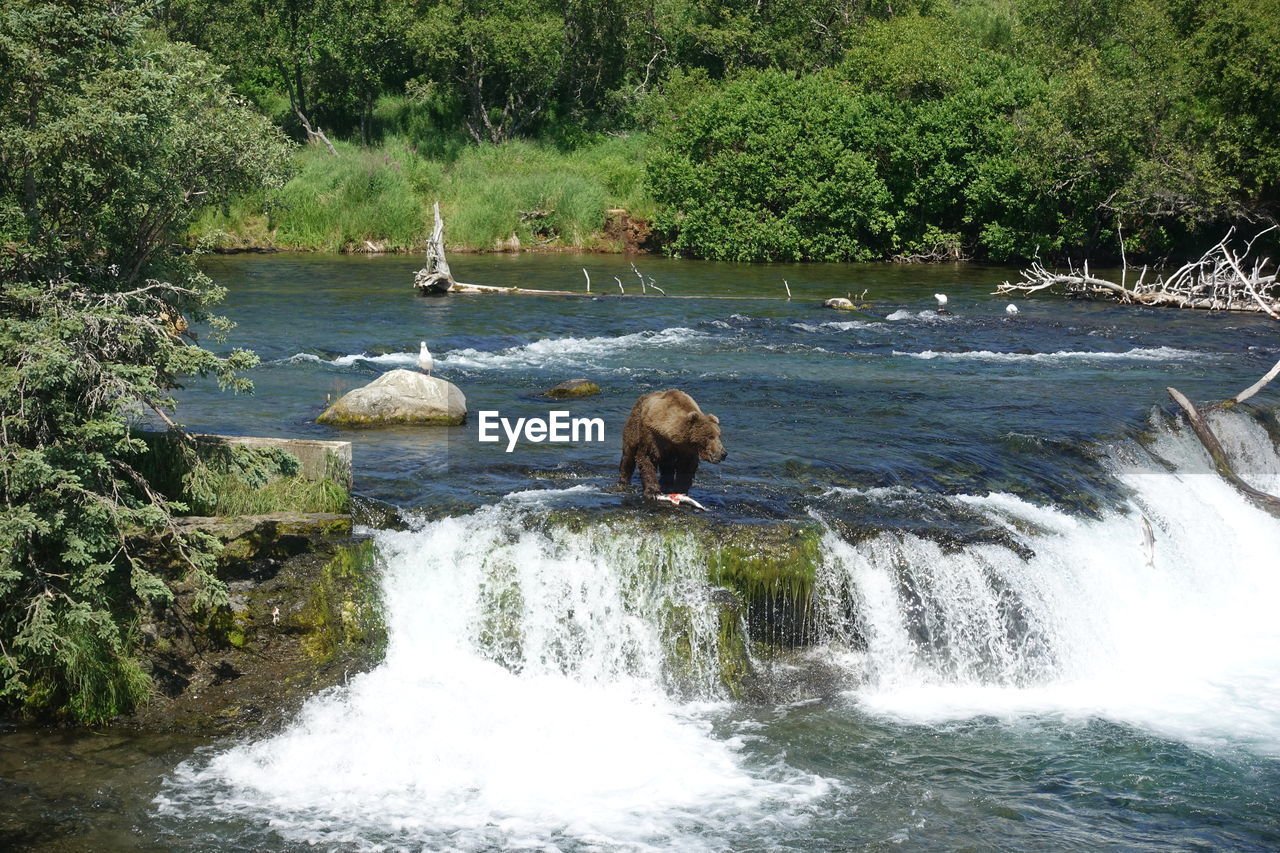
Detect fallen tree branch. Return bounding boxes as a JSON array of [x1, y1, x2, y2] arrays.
[[997, 227, 1280, 317], [1167, 386, 1280, 516], [891, 241, 968, 263], [1227, 357, 1280, 407], [291, 103, 338, 156]]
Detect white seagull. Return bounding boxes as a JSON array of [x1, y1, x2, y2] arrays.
[[1006, 303, 1019, 315], [418, 341, 433, 375], [934, 293, 949, 314]]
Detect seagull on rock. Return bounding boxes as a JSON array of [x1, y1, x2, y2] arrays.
[[418, 341, 433, 376], [1006, 303, 1019, 315], [934, 293, 949, 314]]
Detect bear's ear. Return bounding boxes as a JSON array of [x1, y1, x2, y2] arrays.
[[708, 414, 719, 424], [688, 411, 700, 422]]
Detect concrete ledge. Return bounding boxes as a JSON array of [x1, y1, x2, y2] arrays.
[[195, 434, 352, 489]]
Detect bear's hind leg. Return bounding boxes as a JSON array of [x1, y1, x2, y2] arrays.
[[658, 459, 679, 493], [673, 458, 699, 494]]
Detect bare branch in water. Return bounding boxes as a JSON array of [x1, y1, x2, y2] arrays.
[[996, 227, 1279, 318]]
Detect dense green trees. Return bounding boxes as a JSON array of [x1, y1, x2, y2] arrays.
[[160, 0, 1279, 263], [648, 1, 1277, 261], [409, 0, 573, 142], [165, 0, 411, 144], [0, 1, 291, 722], [648, 71, 895, 261]]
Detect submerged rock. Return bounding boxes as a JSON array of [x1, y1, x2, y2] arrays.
[[824, 297, 855, 310], [317, 369, 466, 426], [545, 378, 602, 399]]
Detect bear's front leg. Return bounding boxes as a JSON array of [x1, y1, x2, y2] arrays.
[[657, 458, 679, 493], [636, 454, 661, 495], [618, 446, 637, 486]]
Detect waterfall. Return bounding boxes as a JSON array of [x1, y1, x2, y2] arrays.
[[157, 411, 1280, 846], [814, 410, 1280, 752], [158, 499, 828, 851]]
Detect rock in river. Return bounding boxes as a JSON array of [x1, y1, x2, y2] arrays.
[[545, 378, 602, 399], [317, 369, 467, 426]]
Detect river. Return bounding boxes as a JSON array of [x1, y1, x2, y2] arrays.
[[3, 252, 1278, 851]]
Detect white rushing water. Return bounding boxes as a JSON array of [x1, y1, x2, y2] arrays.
[[160, 502, 827, 850], [894, 345, 1210, 362], [819, 410, 1280, 753], [282, 327, 718, 375]]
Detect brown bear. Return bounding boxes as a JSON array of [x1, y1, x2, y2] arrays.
[[618, 389, 727, 496]]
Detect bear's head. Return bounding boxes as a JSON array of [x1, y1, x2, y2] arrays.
[[688, 411, 727, 463]]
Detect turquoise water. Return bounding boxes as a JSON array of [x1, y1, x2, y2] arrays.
[[3, 253, 1279, 851], [178, 252, 1276, 518]]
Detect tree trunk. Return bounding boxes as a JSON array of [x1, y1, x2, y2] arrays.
[[360, 89, 374, 147]]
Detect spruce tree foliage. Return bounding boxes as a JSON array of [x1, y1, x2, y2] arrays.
[[0, 1, 291, 723]]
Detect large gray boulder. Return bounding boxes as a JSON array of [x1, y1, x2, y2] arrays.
[[317, 369, 466, 426]]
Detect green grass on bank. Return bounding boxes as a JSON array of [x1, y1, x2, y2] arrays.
[[192, 131, 656, 253], [134, 435, 350, 517]]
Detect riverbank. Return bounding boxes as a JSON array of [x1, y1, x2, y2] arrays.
[[190, 135, 656, 255]]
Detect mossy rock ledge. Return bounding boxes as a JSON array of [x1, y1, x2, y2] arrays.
[[317, 369, 466, 426], [126, 516, 385, 735], [531, 510, 852, 703]]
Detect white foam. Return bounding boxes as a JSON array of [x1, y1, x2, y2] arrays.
[[817, 412, 1280, 754], [791, 320, 874, 333], [283, 327, 714, 374], [819, 485, 921, 502], [438, 327, 712, 372], [286, 351, 417, 368], [500, 484, 602, 503], [895, 346, 1206, 363], [885, 309, 954, 322], [160, 509, 829, 849]]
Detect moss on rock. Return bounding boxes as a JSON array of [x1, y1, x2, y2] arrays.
[[531, 509, 825, 649], [127, 536, 385, 734], [296, 540, 386, 664], [544, 378, 602, 399], [526, 510, 829, 698], [704, 523, 823, 647]]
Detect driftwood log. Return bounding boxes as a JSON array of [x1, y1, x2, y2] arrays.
[[413, 202, 460, 294], [1165, 356, 1280, 517], [410, 204, 582, 295], [1166, 387, 1280, 517], [997, 227, 1280, 318], [1227, 358, 1280, 408]]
